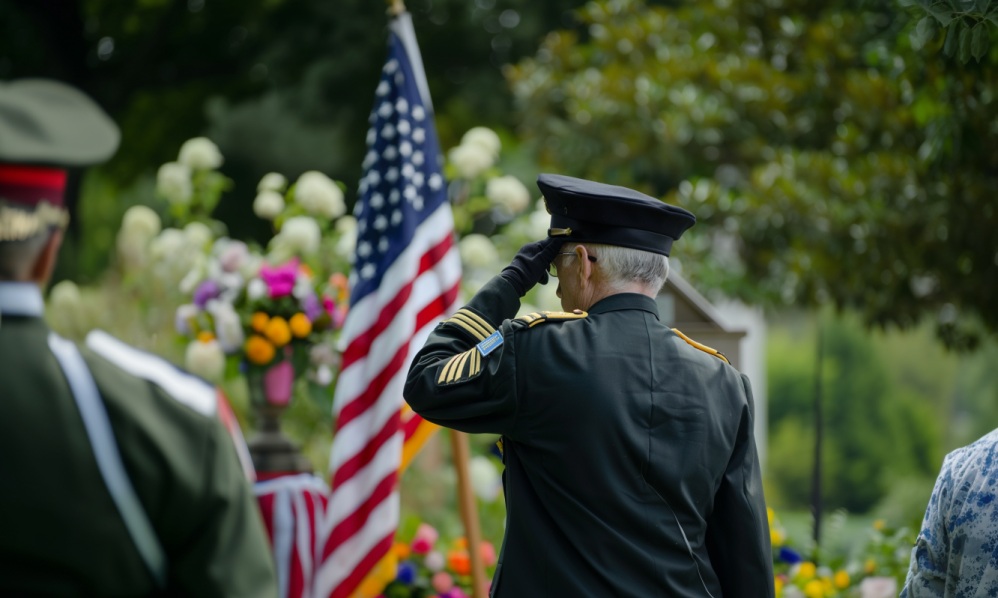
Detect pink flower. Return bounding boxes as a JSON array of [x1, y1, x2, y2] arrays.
[[411, 523, 438, 554], [431, 572, 454, 593], [479, 541, 497, 567], [260, 259, 299, 299]]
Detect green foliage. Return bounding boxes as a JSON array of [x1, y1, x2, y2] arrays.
[[904, 0, 998, 62], [507, 0, 998, 348], [765, 312, 941, 513]]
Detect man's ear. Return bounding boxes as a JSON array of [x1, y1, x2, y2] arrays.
[[576, 244, 595, 283], [30, 230, 63, 286]]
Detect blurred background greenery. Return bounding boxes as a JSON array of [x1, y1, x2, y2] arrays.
[[5, 0, 998, 586]]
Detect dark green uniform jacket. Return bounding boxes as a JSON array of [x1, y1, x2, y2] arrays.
[[0, 282, 277, 597], [405, 277, 774, 598]]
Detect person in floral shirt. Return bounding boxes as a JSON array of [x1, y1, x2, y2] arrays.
[[901, 428, 998, 596]]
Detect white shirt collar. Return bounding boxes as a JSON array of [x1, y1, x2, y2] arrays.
[[0, 282, 45, 318]]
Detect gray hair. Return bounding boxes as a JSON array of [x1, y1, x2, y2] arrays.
[[584, 243, 670, 293]]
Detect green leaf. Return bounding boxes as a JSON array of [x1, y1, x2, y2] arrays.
[[971, 22, 990, 61], [926, 2, 955, 26], [959, 21, 973, 62], [898, 0, 920, 6], [975, 0, 990, 14], [944, 19, 962, 55], [912, 16, 936, 49]]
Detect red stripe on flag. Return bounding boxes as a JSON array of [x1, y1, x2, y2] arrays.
[[329, 534, 396, 598], [340, 233, 454, 370], [324, 470, 398, 557], [335, 277, 459, 431], [331, 404, 399, 487]]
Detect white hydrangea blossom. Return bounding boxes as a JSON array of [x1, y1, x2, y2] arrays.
[[156, 162, 192, 205], [253, 190, 285, 220], [273, 216, 321, 256], [207, 300, 244, 354], [459, 233, 500, 269], [294, 171, 346, 220], [183, 221, 213, 249], [486, 175, 531, 215], [149, 228, 188, 263], [528, 205, 552, 240], [177, 137, 223, 171], [461, 126, 501, 158], [448, 143, 494, 180], [46, 280, 85, 337], [120, 205, 161, 241], [246, 278, 267, 301], [334, 216, 357, 260], [184, 338, 225, 383], [257, 172, 288, 193], [469, 455, 501, 502]]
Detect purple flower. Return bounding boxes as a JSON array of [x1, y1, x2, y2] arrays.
[[779, 547, 802, 564], [193, 280, 221, 308], [396, 561, 417, 585], [303, 293, 323, 321]]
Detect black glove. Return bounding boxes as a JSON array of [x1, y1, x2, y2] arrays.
[[500, 237, 562, 297]]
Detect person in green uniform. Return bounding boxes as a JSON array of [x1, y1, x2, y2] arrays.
[[0, 79, 278, 596], [405, 174, 774, 597]]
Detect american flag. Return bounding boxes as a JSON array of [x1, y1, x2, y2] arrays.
[[314, 11, 462, 598]]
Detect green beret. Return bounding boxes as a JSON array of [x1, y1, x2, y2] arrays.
[[0, 78, 120, 167]]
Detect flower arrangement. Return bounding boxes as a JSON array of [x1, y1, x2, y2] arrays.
[[768, 508, 913, 598], [125, 138, 355, 408], [374, 523, 498, 598]]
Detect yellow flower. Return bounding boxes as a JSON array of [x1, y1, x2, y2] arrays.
[[864, 558, 876, 574], [803, 579, 824, 598], [264, 316, 291, 347], [197, 330, 215, 343], [290, 313, 312, 338], [774, 576, 784, 597], [771, 528, 785, 546], [767, 507, 775, 525], [833, 570, 850, 589], [873, 519, 886, 531], [796, 562, 816, 580], [245, 335, 276, 365], [251, 311, 270, 333]]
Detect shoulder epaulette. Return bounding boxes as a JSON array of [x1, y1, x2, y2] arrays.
[[442, 308, 496, 342], [515, 310, 588, 328], [671, 328, 730, 364]]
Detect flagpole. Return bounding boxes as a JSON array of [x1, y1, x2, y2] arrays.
[[451, 430, 489, 598]]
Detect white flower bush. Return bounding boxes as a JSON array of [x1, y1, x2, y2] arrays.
[[184, 336, 225, 382], [447, 143, 494, 180], [253, 190, 285, 220], [156, 162, 193, 205], [458, 233, 499, 269], [178, 137, 224, 171], [294, 171, 346, 220], [469, 455, 501, 502], [334, 216, 358, 260], [271, 216, 321, 258], [461, 126, 501, 158], [486, 175, 531, 215], [257, 172, 287, 193]]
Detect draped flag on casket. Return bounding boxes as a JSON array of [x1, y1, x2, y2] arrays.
[[314, 10, 462, 598]]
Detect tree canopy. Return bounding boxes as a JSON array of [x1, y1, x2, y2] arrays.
[[507, 0, 998, 348]]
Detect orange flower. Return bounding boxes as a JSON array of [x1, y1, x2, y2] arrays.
[[251, 312, 270, 333], [392, 541, 411, 560], [264, 316, 291, 347], [245, 335, 275, 365], [197, 331, 215, 343], [289, 313, 312, 338], [447, 550, 471, 576]]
